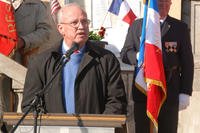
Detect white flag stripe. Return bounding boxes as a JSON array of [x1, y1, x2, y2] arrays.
[[145, 8, 162, 50], [118, 1, 131, 19], [135, 68, 147, 91]]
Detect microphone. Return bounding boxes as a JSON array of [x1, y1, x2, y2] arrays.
[[55, 42, 79, 70], [64, 42, 79, 58]]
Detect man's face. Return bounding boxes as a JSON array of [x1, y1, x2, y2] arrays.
[[158, 0, 172, 19], [57, 6, 89, 47]]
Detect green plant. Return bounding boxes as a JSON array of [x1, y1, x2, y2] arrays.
[[89, 31, 103, 41], [88, 27, 106, 41]]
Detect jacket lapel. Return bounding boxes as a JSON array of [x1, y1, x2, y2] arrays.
[[77, 41, 100, 77], [77, 52, 93, 76], [76, 41, 99, 77], [161, 16, 171, 38]]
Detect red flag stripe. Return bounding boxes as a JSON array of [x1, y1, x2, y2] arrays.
[[144, 43, 166, 89], [122, 10, 137, 25]]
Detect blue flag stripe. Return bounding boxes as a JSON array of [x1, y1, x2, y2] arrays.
[[108, 0, 123, 15], [149, 0, 159, 12], [137, 0, 149, 68]]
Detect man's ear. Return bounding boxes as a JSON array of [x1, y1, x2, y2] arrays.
[[57, 24, 64, 36]]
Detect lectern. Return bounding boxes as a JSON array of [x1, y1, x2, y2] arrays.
[[3, 112, 126, 133]]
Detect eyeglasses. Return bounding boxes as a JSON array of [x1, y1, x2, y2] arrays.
[[60, 19, 90, 28]]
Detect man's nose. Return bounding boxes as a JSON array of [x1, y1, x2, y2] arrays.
[[78, 22, 84, 28]]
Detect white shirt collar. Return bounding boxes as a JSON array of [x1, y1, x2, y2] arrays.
[[62, 41, 70, 54], [62, 41, 85, 54], [160, 16, 167, 24]]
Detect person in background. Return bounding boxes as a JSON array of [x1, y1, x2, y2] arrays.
[[21, 3, 127, 114], [0, 0, 53, 112], [120, 0, 194, 133], [14, 0, 53, 65]]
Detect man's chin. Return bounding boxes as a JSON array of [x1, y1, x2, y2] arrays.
[[75, 37, 88, 44]]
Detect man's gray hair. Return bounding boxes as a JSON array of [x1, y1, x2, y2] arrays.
[[56, 3, 86, 24]]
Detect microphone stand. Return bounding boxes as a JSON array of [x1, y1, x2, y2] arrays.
[[10, 54, 71, 133]]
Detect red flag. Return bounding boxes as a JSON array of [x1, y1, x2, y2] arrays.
[[0, 0, 18, 56]]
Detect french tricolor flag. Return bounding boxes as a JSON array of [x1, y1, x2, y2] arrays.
[[108, 0, 136, 25], [135, 0, 167, 129]]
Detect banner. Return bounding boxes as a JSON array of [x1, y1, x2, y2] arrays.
[[0, 0, 18, 56]]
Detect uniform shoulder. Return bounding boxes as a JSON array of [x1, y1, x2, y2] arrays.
[[168, 16, 188, 27], [129, 17, 143, 30], [132, 18, 143, 24], [135, 17, 143, 21]]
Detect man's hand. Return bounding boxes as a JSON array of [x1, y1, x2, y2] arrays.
[[179, 93, 190, 111]]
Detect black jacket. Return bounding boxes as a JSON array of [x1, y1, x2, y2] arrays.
[[22, 40, 127, 114]]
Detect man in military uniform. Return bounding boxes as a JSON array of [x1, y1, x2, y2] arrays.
[[120, 0, 194, 133]]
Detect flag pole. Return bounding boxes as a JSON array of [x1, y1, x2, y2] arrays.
[[150, 120, 156, 133], [99, 11, 109, 28]]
